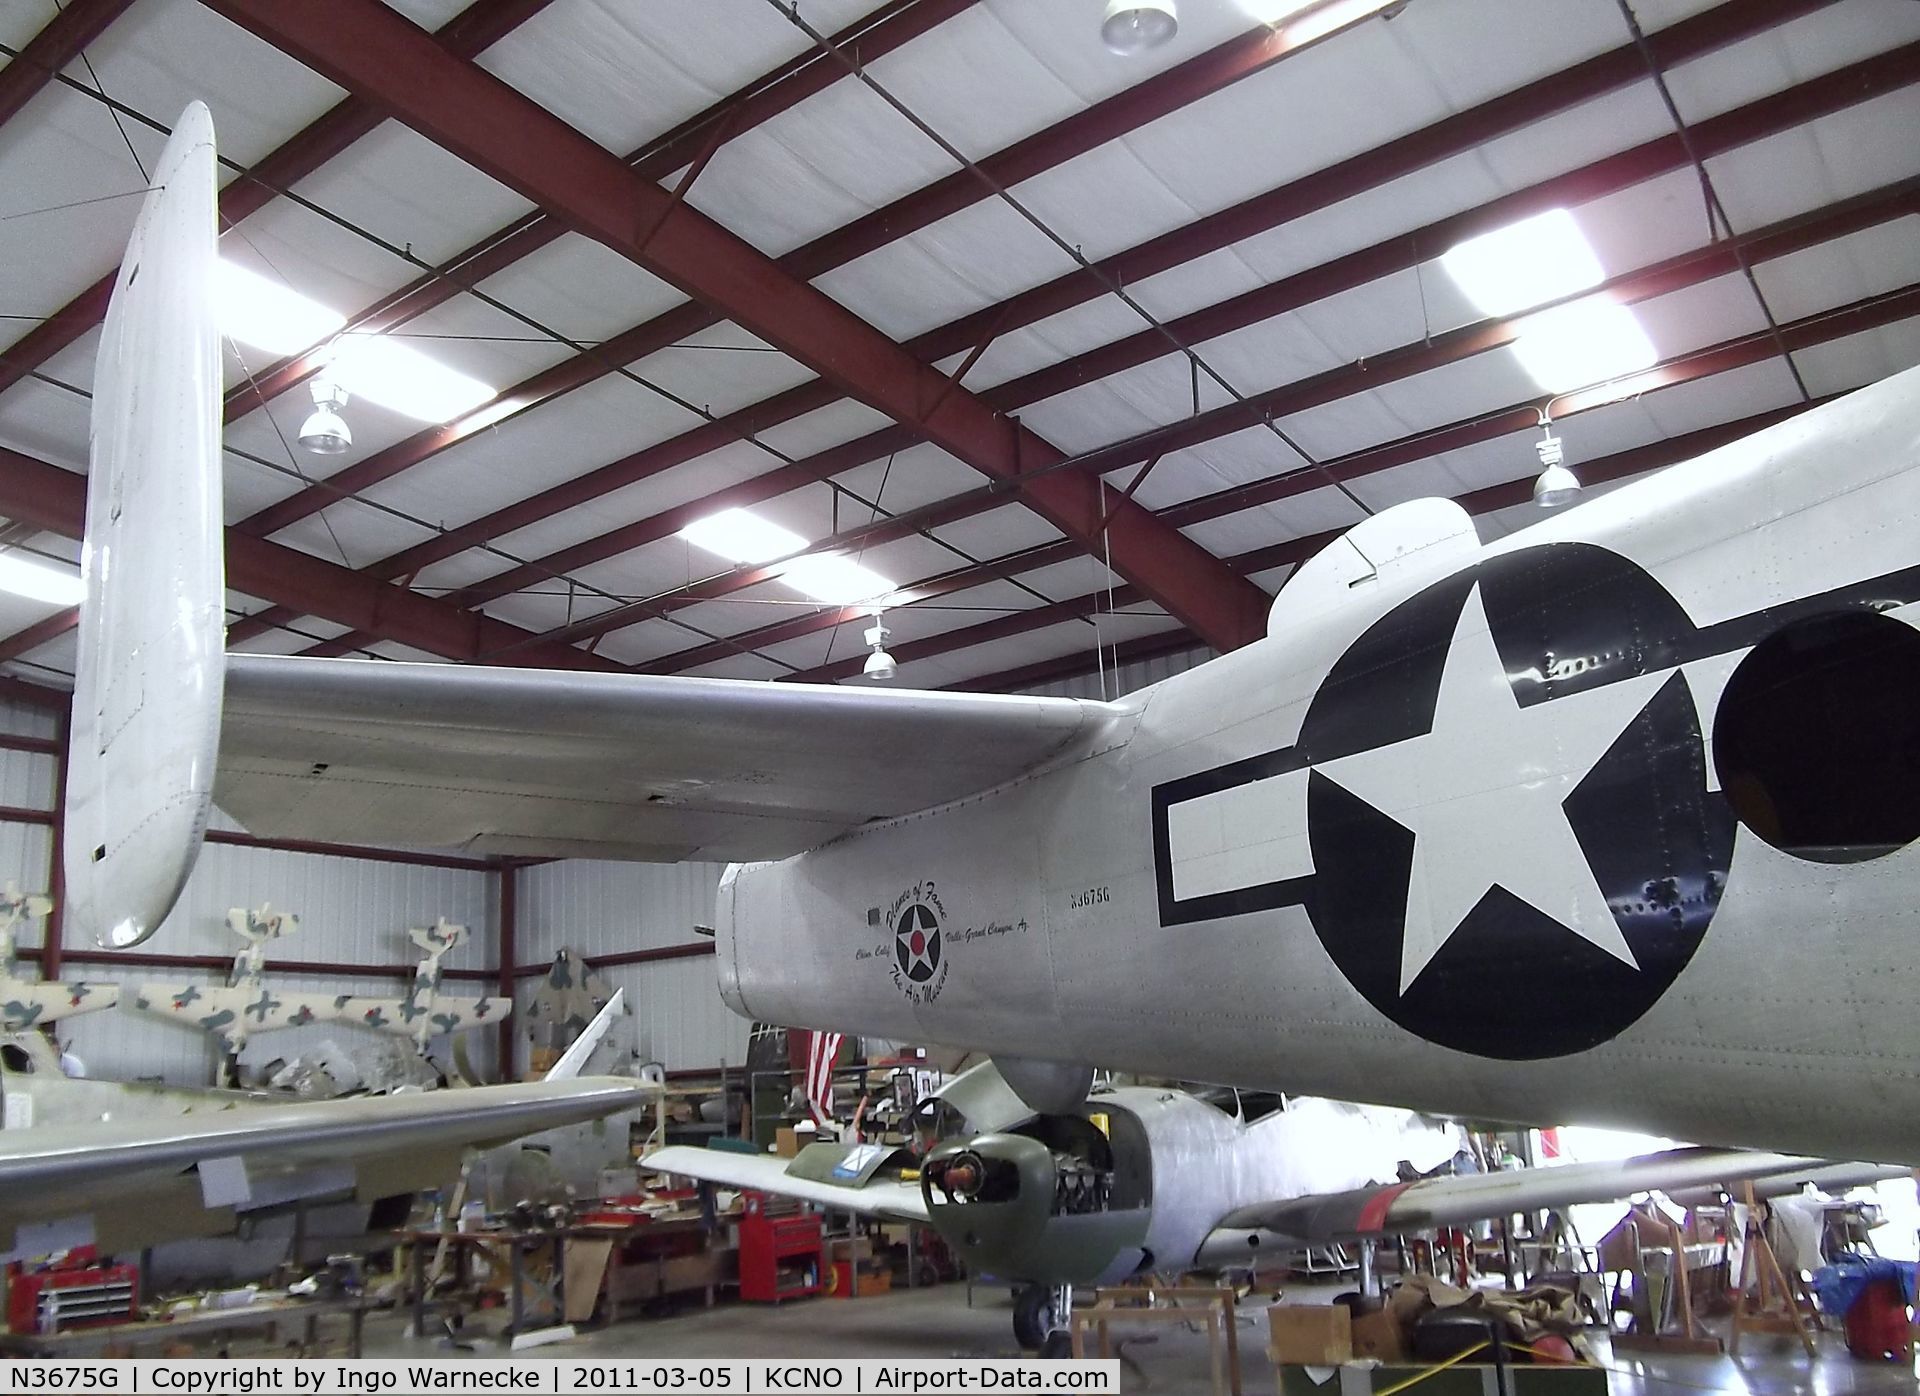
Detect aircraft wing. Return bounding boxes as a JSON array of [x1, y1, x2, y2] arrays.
[[644, 1142, 930, 1224], [0, 1078, 651, 1191], [1197, 1147, 1841, 1258], [130, 982, 359, 1042], [217, 655, 1107, 863], [0, 977, 118, 1029], [0, 1077, 651, 1259]]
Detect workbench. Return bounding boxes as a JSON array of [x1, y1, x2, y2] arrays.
[[0, 1295, 372, 1357]]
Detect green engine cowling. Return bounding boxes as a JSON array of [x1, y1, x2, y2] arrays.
[[920, 1131, 1151, 1286]]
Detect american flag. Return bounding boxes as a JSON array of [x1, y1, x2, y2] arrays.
[[804, 1030, 843, 1124]]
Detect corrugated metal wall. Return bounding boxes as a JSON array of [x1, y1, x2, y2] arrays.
[[0, 697, 498, 1087], [514, 861, 744, 1072]]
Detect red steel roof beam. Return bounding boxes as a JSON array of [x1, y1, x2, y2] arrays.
[[223, 0, 976, 420], [204, 0, 1274, 653], [771, 281, 1920, 681], [0, 0, 556, 402], [226, 0, 1400, 543], [387, 1, 1874, 626], [0, 448, 617, 670], [0, 0, 136, 128], [949, 400, 1821, 694], [548, 175, 1920, 659]]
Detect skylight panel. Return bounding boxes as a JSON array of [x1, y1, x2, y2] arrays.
[[679, 508, 808, 564], [327, 336, 495, 423], [216, 260, 344, 356], [1440, 209, 1606, 319], [679, 510, 895, 608], [217, 262, 495, 423], [1510, 299, 1658, 395], [780, 554, 896, 609], [0, 553, 85, 607]]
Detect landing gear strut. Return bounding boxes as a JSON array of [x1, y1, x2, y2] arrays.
[[1013, 1282, 1074, 1355]]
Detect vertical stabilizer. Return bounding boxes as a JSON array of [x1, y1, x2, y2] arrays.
[[544, 989, 626, 1082], [65, 103, 225, 948]]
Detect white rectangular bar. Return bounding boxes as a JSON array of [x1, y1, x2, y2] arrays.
[[1165, 767, 1313, 902]]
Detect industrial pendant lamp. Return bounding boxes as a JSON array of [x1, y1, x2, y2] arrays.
[[1102, 0, 1177, 54], [1532, 421, 1580, 508], [298, 378, 353, 455], [863, 617, 898, 681]]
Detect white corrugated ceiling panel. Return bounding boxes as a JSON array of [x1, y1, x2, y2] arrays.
[[285, 119, 537, 269], [360, 375, 709, 534], [1663, 2, 1920, 127], [814, 194, 1083, 340], [480, 0, 872, 159], [0, 85, 169, 323], [1793, 319, 1920, 399], [1707, 88, 1920, 233], [1752, 218, 1920, 327], [476, 231, 686, 345], [626, 327, 815, 419], [87, 0, 348, 166], [927, 500, 1063, 561]]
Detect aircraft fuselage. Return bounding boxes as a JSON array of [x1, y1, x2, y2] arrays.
[[720, 367, 1920, 1165]]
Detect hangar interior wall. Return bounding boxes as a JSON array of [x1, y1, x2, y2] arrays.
[[512, 860, 740, 1074], [0, 694, 498, 1087], [0, 647, 1218, 1084]]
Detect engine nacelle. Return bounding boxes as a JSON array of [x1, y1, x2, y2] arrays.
[[920, 1117, 1153, 1286]]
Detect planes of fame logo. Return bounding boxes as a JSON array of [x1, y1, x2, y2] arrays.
[[888, 881, 949, 1005], [1153, 543, 1757, 1061]]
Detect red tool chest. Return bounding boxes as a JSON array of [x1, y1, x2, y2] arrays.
[[737, 1191, 822, 1303]]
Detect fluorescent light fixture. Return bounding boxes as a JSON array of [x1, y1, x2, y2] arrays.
[[680, 508, 895, 606], [679, 508, 808, 564], [1440, 209, 1606, 319], [216, 262, 492, 423], [0, 553, 85, 607], [782, 554, 895, 608], [1511, 299, 1658, 394], [327, 336, 494, 423], [216, 260, 345, 356]]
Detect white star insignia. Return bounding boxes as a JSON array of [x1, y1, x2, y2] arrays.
[[1315, 583, 1669, 995]]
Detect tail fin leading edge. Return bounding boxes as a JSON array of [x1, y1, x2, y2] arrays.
[[65, 101, 226, 948]]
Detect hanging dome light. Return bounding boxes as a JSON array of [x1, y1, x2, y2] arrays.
[[1102, 0, 1177, 54], [298, 378, 352, 455], [863, 619, 898, 681], [1533, 427, 1580, 508]]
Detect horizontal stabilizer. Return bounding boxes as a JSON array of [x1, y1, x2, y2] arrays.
[[218, 656, 1108, 863]]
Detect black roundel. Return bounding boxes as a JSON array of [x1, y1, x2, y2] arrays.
[[895, 903, 941, 982], [1298, 544, 1737, 1061]]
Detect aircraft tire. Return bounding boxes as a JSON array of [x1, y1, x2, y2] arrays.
[[1012, 1284, 1055, 1350]]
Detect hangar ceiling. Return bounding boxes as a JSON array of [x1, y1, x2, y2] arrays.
[[0, 0, 1914, 696]]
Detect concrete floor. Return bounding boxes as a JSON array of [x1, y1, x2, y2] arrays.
[[362, 1282, 1920, 1395]]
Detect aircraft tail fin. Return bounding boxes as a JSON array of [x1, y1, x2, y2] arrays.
[[64, 102, 226, 950], [408, 919, 467, 956], [543, 989, 625, 1083]]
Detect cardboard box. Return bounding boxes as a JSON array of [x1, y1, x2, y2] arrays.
[[775, 1127, 801, 1158], [1348, 1308, 1406, 1362], [1267, 1304, 1352, 1366]]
